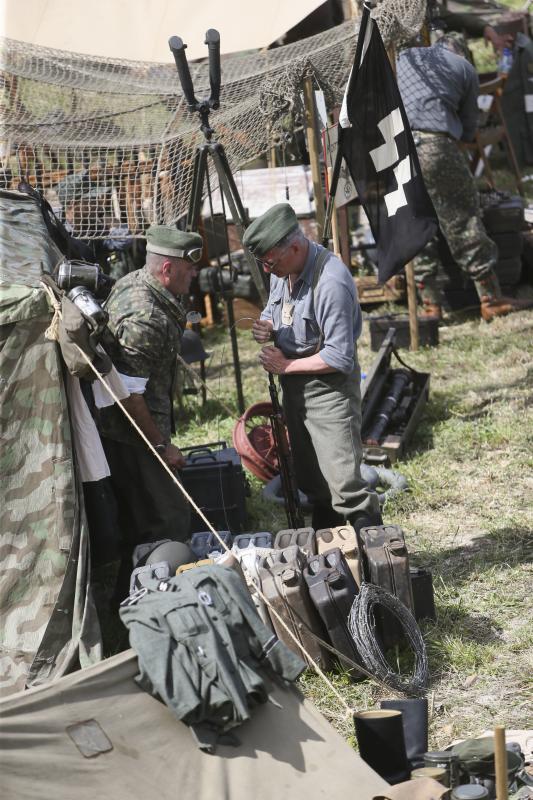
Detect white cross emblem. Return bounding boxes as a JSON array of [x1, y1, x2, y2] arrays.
[[370, 108, 412, 217]]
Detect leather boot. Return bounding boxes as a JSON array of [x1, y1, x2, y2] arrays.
[[380, 698, 429, 769], [479, 295, 533, 322]]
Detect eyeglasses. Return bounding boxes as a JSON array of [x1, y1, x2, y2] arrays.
[[255, 245, 289, 270]]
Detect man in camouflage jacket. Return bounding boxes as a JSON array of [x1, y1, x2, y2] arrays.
[[98, 226, 203, 596]]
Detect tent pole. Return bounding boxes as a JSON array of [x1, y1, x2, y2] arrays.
[[303, 75, 326, 240]]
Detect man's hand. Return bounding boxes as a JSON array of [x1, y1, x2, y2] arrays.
[[163, 443, 186, 470], [252, 319, 273, 344], [259, 345, 291, 374], [484, 25, 513, 54]]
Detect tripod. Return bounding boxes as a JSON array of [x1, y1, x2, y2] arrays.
[[169, 31, 268, 414]]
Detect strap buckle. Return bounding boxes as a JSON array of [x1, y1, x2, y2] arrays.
[[120, 587, 148, 607]]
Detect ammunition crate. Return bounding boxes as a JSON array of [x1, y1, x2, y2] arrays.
[[361, 328, 430, 464], [368, 314, 439, 351]]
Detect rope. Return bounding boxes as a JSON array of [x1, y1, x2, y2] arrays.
[[43, 284, 62, 340], [40, 281, 353, 716], [348, 582, 429, 696], [175, 352, 234, 418]]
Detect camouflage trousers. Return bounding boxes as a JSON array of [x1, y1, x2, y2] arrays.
[[413, 132, 498, 305]]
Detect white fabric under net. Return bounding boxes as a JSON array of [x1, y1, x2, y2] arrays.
[[0, 2, 426, 240]]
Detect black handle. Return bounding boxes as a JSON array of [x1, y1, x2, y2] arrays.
[[188, 450, 218, 463], [205, 29, 221, 109], [168, 35, 198, 109]]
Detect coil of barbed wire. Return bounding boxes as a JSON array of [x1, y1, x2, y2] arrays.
[[348, 582, 429, 696]]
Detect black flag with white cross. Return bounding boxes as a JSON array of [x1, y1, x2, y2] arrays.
[[339, 12, 438, 283]]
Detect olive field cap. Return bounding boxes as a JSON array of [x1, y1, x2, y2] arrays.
[[243, 203, 299, 257], [146, 225, 203, 262]]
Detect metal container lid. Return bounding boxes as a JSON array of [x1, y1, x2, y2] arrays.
[[451, 786, 489, 799], [411, 767, 447, 781], [424, 750, 459, 764]]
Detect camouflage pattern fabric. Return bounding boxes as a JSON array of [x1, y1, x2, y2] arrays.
[[0, 282, 102, 697], [412, 133, 498, 305], [98, 266, 186, 446]]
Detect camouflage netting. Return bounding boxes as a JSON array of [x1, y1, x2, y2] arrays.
[[0, 1, 426, 240]]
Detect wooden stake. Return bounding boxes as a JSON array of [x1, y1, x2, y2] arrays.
[[330, 201, 341, 257], [303, 75, 326, 240], [405, 262, 419, 351], [325, 163, 342, 257], [494, 726, 508, 800]]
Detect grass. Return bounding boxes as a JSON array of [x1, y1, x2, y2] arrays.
[[173, 301, 533, 748]]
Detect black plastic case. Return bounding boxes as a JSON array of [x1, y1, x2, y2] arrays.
[[180, 441, 249, 534]]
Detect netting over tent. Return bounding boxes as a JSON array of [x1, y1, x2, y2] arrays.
[[0, 1, 426, 240]]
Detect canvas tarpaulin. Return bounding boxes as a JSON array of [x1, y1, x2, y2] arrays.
[[0, 648, 389, 799], [0, 189, 102, 697]]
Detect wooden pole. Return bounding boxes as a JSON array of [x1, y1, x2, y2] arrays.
[[325, 128, 342, 257], [303, 75, 326, 240], [330, 198, 341, 257], [494, 726, 509, 800], [405, 263, 419, 351]]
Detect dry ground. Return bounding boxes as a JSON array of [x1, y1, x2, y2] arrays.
[[176, 305, 533, 749]]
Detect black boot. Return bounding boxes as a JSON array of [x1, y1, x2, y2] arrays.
[[311, 501, 344, 531], [380, 698, 428, 769], [352, 511, 384, 535]]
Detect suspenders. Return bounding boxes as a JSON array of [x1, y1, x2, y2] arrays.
[[311, 246, 332, 353]]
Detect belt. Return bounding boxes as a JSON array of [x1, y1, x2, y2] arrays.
[[412, 130, 453, 140]]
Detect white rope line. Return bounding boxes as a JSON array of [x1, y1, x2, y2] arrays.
[[41, 282, 353, 716], [176, 315, 258, 420], [175, 352, 235, 418]]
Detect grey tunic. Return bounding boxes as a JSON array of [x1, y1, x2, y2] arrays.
[[261, 241, 361, 372]]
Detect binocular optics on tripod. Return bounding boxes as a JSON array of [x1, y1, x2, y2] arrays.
[[169, 29, 221, 115]]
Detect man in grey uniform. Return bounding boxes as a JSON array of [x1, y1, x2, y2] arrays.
[[244, 203, 381, 532]]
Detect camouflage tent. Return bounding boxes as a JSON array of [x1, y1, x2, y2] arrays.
[[0, 189, 102, 697]]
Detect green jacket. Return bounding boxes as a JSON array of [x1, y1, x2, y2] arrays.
[[120, 565, 305, 750], [98, 266, 186, 446]]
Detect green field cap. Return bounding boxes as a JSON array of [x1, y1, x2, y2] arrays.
[[146, 226, 203, 262], [243, 203, 298, 257]]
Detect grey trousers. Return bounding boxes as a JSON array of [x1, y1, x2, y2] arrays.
[[280, 364, 381, 528]]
